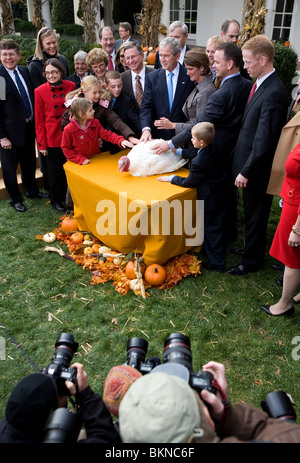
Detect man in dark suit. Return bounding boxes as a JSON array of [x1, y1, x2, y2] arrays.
[[115, 22, 139, 51], [153, 43, 253, 243], [139, 37, 195, 142], [154, 21, 190, 69], [121, 42, 154, 112], [227, 35, 288, 275], [0, 38, 46, 212]]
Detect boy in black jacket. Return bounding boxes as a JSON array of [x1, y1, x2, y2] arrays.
[[157, 122, 226, 272]]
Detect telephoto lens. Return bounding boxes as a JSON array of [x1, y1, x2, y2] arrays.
[[261, 391, 297, 423], [163, 333, 193, 371], [126, 337, 148, 370], [43, 408, 82, 443]]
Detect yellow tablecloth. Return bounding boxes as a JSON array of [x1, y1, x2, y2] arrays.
[[64, 151, 203, 265]]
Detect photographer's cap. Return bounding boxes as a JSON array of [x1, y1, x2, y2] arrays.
[[150, 362, 190, 382], [119, 372, 203, 443]]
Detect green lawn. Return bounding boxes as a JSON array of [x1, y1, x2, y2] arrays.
[[1, 193, 299, 422]]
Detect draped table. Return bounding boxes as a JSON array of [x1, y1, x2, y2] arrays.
[[64, 151, 203, 265]]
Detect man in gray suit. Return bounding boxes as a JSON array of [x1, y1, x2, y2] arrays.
[[121, 42, 154, 112], [115, 22, 139, 51]]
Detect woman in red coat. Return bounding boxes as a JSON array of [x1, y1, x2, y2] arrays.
[[261, 143, 300, 316], [35, 58, 75, 211]]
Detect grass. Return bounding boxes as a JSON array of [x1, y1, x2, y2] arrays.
[[0, 193, 300, 423]]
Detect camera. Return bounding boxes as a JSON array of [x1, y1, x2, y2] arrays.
[[42, 333, 79, 395], [125, 333, 216, 395], [43, 408, 82, 443], [163, 333, 216, 394], [125, 337, 160, 374], [261, 391, 297, 423]]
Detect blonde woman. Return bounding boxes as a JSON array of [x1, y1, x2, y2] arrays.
[[86, 48, 108, 88]]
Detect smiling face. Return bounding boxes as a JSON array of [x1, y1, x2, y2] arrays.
[[0, 48, 20, 70], [41, 34, 58, 56], [83, 85, 102, 103], [185, 64, 204, 83], [159, 44, 179, 72], [44, 64, 62, 84], [84, 104, 95, 121], [91, 61, 107, 79], [74, 59, 88, 78], [99, 28, 115, 55], [212, 49, 231, 79], [124, 47, 144, 73], [106, 78, 123, 98]]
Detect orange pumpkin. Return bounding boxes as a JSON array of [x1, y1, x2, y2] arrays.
[[61, 215, 78, 232], [70, 232, 84, 244], [144, 264, 166, 286], [105, 251, 119, 262], [125, 260, 146, 279], [91, 243, 100, 253], [147, 52, 156, 65]]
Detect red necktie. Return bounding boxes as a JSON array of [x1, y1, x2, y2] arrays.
[[108, 55, 114, 70], [247, 81, 257, 104]]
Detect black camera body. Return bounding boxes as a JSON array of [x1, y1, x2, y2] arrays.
[[43, 333, 79, 395], [125, 333, 216, 395]]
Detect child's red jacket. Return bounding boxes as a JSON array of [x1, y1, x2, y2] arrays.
[[61, 117, 125, 164]]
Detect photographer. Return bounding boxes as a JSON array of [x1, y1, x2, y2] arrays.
[[118, 361, 300, 443], [0, 362, 121, 443]]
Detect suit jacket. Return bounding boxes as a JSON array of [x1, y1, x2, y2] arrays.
[[172, 74, 253, 164], [139, 64, 195, 140], [115, 37, 139, 51], [154, 45, 190, 69], [175, 75, 216, 134], [171, 144, 225, 211], [107, 92, 141, 136], [0, 64, 34, 147], [121, 66, 154, 111], [232, 71, 288, 190]]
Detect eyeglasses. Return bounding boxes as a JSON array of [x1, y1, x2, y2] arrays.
[[91, 63, 106, 70], [45, 70, 59, 76]]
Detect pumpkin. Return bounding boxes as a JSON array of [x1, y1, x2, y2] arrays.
[[147, 51, 156, 65], [61, 215, 78, 232], [125, 260, 145, 279], [92, 243, 100, 253], [144, 264, 166, 285], [129, 279, 141, 291], [70, 232, 84, 244], [105, 251, 119, 262], [43, 232, 56, 243]]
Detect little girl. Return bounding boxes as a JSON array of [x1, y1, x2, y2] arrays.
[[61, 98, 133, 165]]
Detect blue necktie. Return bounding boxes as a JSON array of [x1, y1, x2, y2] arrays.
[[14, 69, 31, 119], [167, 71, 174, 111]]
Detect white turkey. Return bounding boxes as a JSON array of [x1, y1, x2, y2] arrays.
[[118, 139, 188, 177]]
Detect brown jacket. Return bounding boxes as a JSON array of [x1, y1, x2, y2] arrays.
[[267, 111, 300, 196], [219, 403, 300, 443]]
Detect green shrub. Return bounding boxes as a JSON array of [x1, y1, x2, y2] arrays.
[[51, 0, 74, 25], [54, 24, 84, 37], [14, 18, 36, 33], [273, 42, 298, 103]]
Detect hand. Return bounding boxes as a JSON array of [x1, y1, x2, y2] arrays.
[[200, 361, 228, 421], [40, 149, 48, 156], [121, 140, 134, 149], [235, 173, 248, 188], [157, 176, 171, 182], [154, 117, 175, 130], [128, 136, 139, 145], [152, 140, 170, 155], [1, 138, 12, 150], [65, 362, 88, 395], [288, 230, 300, 248], [82, 159, 90, 165], [139, 129, 152, 143]]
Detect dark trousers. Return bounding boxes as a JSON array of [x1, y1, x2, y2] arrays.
[[204, 206, 226, 270], [0, 121, 39, 204], [46, 147, 67, 204], [241, 185, 273, 269]]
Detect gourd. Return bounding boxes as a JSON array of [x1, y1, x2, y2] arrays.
[[129, 279, 141, 291], [70, 232, 84, 243], [43, 232, 56, 243], [61, 215, 78, 232], [144, 264, 166, 286], [125, 260, 145, 279], [84, 247, 93, 256]]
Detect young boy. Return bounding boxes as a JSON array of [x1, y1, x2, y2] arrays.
[[157, 122, 226, 272], [104, 70, 141, 138]]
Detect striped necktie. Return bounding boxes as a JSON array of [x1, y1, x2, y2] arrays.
[[135, 75, 143, 108], [14, 69, 31, 118]]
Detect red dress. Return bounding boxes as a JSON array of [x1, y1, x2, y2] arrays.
[[270, 143, 300, 268]]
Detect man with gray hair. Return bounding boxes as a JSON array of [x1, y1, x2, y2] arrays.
[[140, 37, 194, 142], [155, 20, 189, 69]]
